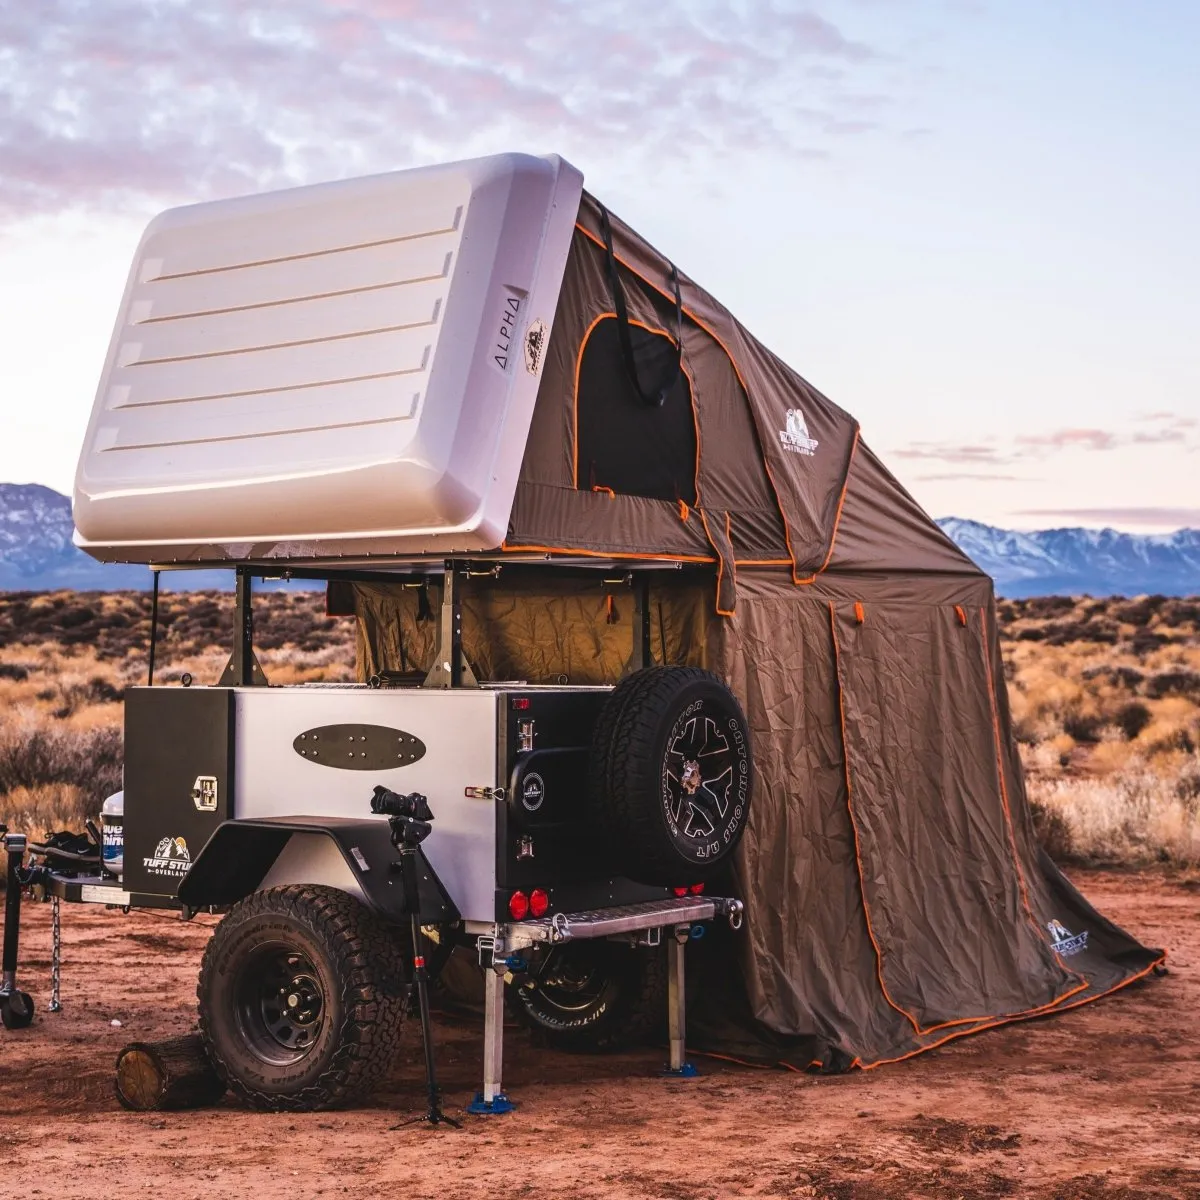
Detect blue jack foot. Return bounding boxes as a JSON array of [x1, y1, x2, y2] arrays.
[[467, 1091, 515, 1115], [660, 1062, 699, 1078]]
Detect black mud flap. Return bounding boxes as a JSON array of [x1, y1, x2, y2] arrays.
[[177, 816, 458, 924]]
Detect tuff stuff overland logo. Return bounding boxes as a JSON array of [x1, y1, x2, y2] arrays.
[[1047, 918, 1088, 957], [521, 772, 546, 812], [779, 408, 819, 457], [144, 836, 192, 877]]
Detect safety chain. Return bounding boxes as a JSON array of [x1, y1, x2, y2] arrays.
[[48, 894, 62, 1013]]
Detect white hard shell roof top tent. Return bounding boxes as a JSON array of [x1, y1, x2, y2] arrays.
[[73, 153, 583, 567]]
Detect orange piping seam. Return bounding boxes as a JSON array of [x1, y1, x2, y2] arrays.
[[853, 601, 865, 624], [698, 508, 736, 618], [954, 604, 967, 626], [857, 956, 1163, 1070], [571, 308, 702, 503], [831, 602, 1086, 1038], [830, 602, 923, 1036], [572, 311, 616, 489], [793, 427, 861, 585], [500, 540, 715, 564], [978, 606, 1088, 988]]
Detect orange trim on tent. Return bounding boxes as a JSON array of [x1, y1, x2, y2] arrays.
[[570, 310, 702, 504], [955, 604, 968, 626], [853, 601, 865, 624], [830, 602, 1090, 1040], [698, 508, 737, 618], [591, 485, 615, 498], [858, 954, 1163, 1070], [500, 540, 715, 565], [572, 311, 616, 489], [829, 602, 923, 1037], [793, 427, 861, 585], [677, 499, 690, 522]]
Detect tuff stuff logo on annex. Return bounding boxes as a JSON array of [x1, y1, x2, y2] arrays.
[[144, 836, 192, 877], [1047, 918, 1088, 957], [779, 408, 819, 457]]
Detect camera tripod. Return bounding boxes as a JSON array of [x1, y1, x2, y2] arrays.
[[371, 786, 460, 1129]]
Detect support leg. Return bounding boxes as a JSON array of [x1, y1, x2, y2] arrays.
[[1, 833, 33, 1030], [467, 947, 514, 1114], [663, 926, 697, 1078]]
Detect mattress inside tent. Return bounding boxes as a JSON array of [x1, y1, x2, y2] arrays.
[[72, 153, 583, 565]]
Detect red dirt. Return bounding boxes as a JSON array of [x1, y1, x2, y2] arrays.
[[0, 870, 1197, 1199]]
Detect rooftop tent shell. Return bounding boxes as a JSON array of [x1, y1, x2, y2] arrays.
[[74, 153, 1162, 1069]]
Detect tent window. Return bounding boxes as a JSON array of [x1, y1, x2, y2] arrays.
[[575, 316, 697, 505]]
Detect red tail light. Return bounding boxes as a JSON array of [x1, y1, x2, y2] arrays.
[[508, 891, 529, 920], [673, 887, 688, 897], [690, 883, 705, 895], [529, 888, 549, 918]]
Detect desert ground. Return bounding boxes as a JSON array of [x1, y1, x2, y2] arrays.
[[0, 588, 1198, 1197], [0, 870, 1195, 1199]]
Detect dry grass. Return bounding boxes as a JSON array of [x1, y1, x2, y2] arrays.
[[0, 589, 356, 835], [1, 588, 1197, 866], [1001, 595, 1200, 866]]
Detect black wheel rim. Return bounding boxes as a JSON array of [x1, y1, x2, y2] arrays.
[[522, 944, 610, 1017], [233, 942, 326, 1066], [662, 702, 740, 846]]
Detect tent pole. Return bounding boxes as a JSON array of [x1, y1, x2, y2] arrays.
[[147, 570, 160, 686]]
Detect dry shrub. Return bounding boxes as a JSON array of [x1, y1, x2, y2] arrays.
[[1027, 765, 1200, 867], [0, 783, 91, 836], [0, 710, 123, 819]]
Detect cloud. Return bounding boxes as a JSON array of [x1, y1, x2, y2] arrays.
[[893, 442, 1008, 464], [0, 1, 887, 224], [1015, 428, 1116, 452], [895, 411, 1198, 466], [1015, 507, 1200, 529], [913, 472, 1025, 482]]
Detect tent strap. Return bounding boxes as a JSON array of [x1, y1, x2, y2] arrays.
[[598, 204, 683, 408]]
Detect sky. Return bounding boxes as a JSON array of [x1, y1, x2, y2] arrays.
[[1, 0, 1197, 531]]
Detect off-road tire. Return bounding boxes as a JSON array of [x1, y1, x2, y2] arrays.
[[590, 666, 753, 884], [197, 885, 408, 1112], [508, 941, 665, 1052]]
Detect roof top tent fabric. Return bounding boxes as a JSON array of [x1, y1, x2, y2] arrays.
[[73, 154, 1162, 1069]]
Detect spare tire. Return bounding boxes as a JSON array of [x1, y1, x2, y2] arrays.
[[589, 667, 753, 884]]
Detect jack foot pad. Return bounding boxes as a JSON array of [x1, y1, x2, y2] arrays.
[[467, 1091, 515, 1115], [660, 1062, 699, 1078], [0, 991, 34, 1031]]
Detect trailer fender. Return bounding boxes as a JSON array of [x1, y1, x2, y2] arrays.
[[177, 817, 458, 923]]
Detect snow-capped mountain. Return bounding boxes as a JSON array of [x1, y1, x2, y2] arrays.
[[0, 483, 229, 590], [937, 517, 1200, 597]]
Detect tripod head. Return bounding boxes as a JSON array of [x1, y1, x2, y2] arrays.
[[371, 785, 434, 849]]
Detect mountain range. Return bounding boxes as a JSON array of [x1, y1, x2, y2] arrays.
[[0, 484, 1195, 597]]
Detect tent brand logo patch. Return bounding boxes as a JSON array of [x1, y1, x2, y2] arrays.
[[1047, 918, 1088, 957], [521, 772, 546, 812], [524, 319, 548, 375], [780, 408, 819, 457], [144, 836, 191, 877]]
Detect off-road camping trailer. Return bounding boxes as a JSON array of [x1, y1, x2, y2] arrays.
[[0, 152, 1161, 1114]]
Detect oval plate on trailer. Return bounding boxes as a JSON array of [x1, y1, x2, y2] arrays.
[[293, 724, 426, 770]]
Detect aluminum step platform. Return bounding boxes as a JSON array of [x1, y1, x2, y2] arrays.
[[510, 895, 742, 946]]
